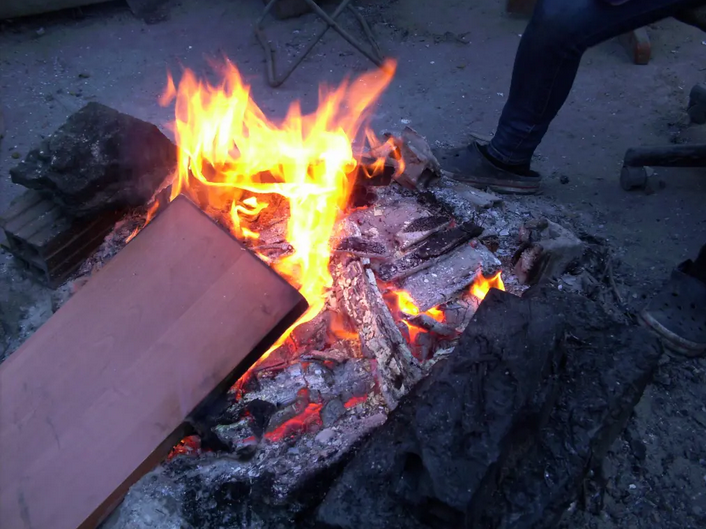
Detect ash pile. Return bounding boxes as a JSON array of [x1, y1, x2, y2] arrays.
[[0, 106, 661, 529]]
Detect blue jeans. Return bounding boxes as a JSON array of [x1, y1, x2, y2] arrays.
[[488, 0, 705, 165]]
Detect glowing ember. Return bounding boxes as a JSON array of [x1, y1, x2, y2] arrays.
[[344, 395, 367, 409], [470, 271, 505, 301], [264, 402, 323, 442], [328, 311, 358, 341], [159, 58, 396, 356]]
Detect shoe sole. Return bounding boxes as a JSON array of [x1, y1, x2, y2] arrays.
[[639, 309, 706, 357]]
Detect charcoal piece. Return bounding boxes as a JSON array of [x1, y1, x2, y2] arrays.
[[402, 216, 451, 233], [335, 237, 389, 258], [395, 215, 453, 251], [316, 288, 661, 529], [472, 287, 661, 528], [10, 102, 176, 218], [243, 399, 278, 438], [512, 220, 585, 285], [391, 127, 442, 190]]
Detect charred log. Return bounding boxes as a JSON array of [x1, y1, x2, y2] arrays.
[[316, 287, 661, 529]]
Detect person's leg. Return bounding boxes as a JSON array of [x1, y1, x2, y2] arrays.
[[488, 0, 705, 167]]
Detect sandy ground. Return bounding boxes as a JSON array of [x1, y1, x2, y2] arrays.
[[1, 1, 705, 527]]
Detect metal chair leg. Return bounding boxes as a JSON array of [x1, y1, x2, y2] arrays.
[[255, 0, 384, 88]]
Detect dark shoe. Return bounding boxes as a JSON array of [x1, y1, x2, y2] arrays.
[[639, 262, 706, 357], [434, 142, 541, 195]]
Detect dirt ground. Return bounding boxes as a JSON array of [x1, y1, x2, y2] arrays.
[[1, 1, 705, 527]]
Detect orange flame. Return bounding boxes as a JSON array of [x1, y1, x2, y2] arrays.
[[161, 58, 397, 355], [384, 289, 445, 345], [401, 319, 424, 343], [470, 271, 505, 301], [264, 402, 322, 442], [126, 199, 161, 243], [386, 290, 445, 322]]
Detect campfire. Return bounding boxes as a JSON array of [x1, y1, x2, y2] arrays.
[[2, 51, 661, 529], [121, 58, 507, 433]]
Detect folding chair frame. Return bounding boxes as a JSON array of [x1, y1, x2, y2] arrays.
[[255, 0, 384, 87]]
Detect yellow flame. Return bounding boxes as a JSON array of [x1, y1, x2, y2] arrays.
[[470, 271, 505, 301], [161, 58, 397, 355]]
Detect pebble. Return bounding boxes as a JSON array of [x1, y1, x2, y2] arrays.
[[11, 152, 20, 159]]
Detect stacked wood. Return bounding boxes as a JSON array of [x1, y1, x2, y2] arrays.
[[0, 190, 123, 287]]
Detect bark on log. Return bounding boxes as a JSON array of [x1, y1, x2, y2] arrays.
[[333, 255, 422, 409], [316, 287, 661, 529]]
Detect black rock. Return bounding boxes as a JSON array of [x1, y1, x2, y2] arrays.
[[10, 102, 176, 218], [316, 287, 661, 529]]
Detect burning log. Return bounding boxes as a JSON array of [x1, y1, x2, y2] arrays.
[[335, 236, 390, 259], [406, 313, 458, 338], [316, 288, 661, 529], [374, 221, 483, 282], [10, 103, 176, 218], [333, 255, 422, 408], [400, 242, 501, 312]]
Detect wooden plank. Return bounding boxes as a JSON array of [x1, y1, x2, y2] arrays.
[[0, 195, 307, 529]]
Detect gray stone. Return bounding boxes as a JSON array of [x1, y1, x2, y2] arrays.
[[10, 102, 176, 218]]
